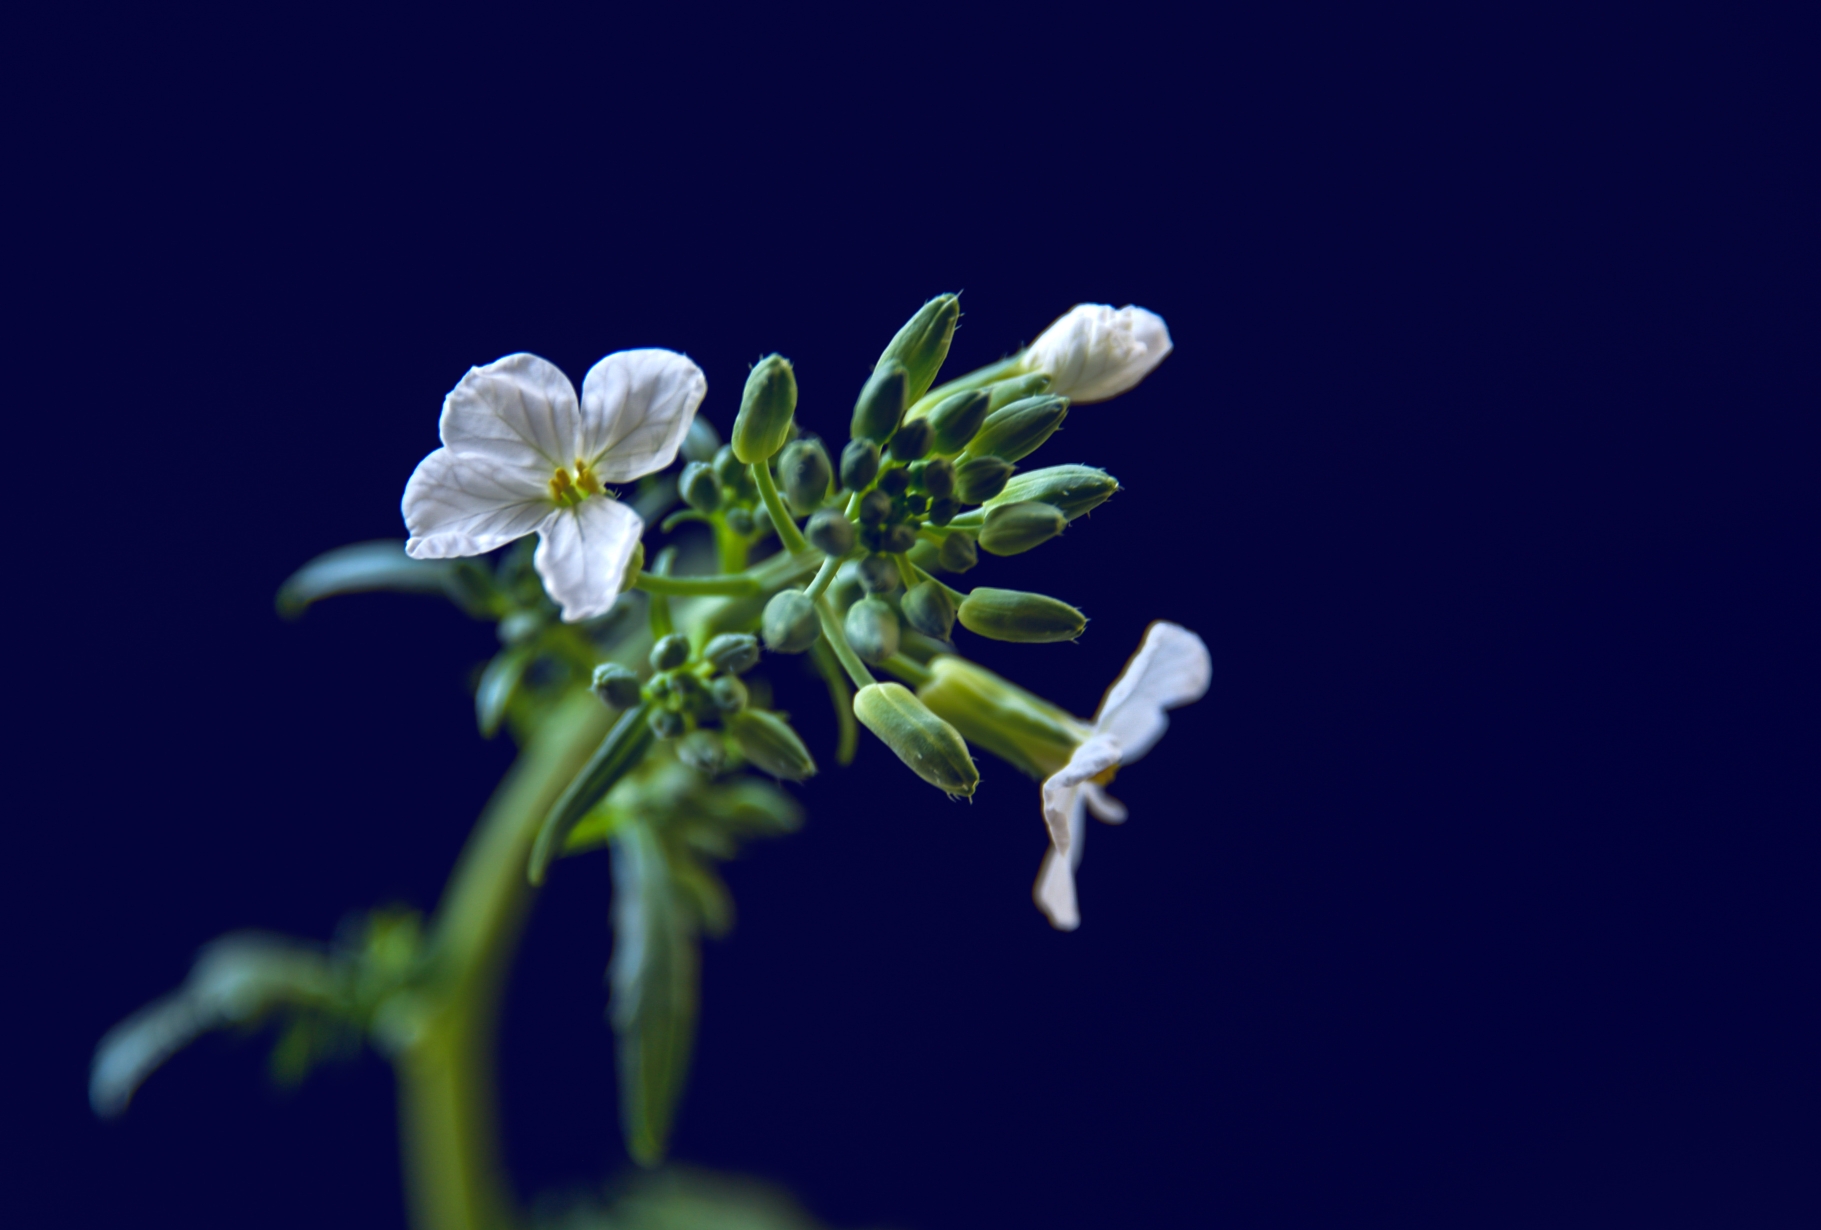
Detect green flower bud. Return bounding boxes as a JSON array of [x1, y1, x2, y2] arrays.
[[646, 674, 673, 702], [885, 417, 931, 463], [856, 554, 900, 594], [590, 662, 643, 709], [902, 580, 957, 640], [984, 465, 1119, 521], [676, 729, 727, 775], [727, 709, 817, 780], [830, 560, 866, 613], [851, 361, 907, 443], [752, 504, 774, 537], [877, 294, 959, 405], [680, 460, 721, 513], [962, 395, 1068, 464], [844, 596, 901, 663], [779, 438, 833, 514], [978, 501, 1067, 556], [916, 657, 1086, 779], [924, 387, 991, 455], [682, 415, 722, 463], [852, 682, 978, 798], [986, 370, 1051, 412], [953, 455, 1014, 503], [840, 437, 881, 490], [733, 353, 798, 464], [714, 445, 756, 499], [650, 634, 691, 672], [497, 609, 543, 646], [956, 587, 1086, 642], [725, 506, 755, 536], [704, 632, 761, 675], [668, 671, 706, 703], [857, 489, 893, 525], [927, 497, 959, 526], [805, 508, 856, 555], [880, 523, 917, 554], [761, 590, 821, 654], [878, 468, 910, 497], [648, 708, 686, 740], [937, 532, 978, 573], [710, 674, 749, 713], [915, 456, 955, 498]]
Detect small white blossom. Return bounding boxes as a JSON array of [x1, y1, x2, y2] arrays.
[[1035, 621, 1211, 930], [403, 350, 705, 622], [1023, 303, 1173, 403]]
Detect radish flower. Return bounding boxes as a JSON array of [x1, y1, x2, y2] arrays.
[[1024, 303, 1173, 403]]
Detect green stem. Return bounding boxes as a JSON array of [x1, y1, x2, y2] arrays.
[[908, 560, 967, 605], [804, 554, 843, 600], [636, 572, 765, 597], [906, 354, 1027, 420], [749, 461, 812, 556], [398, 691, 613, 1230], [814, 596, 876, 689], [713, 513, 750, 574], [809, 639, 859, 765]]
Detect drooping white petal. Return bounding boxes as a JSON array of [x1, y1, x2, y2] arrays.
[[1034, 794, 1086, 931], [1025, 304, 1174, 403], [1093, 621, 1212, 765], [403, 447, 554, 559], [533, 496, 642, 622], [1040, 733, 1121, 856], [439, 353, 584, 483], [1084, 783, 1128, 824], [579, 349, 707, 482]]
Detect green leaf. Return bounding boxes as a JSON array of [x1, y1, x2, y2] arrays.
[[474, 646, 534, 738], [276, 540, 475, 617], [609, 820, 699, 1167], [529, 703, 656, 885]]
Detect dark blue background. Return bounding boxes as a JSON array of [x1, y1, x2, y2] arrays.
[[15, 8, 1814, 1227]]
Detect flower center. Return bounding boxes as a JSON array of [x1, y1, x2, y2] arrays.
[[549, 458, 605, 507]]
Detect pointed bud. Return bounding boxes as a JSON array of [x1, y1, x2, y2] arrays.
[[805, 508, 856, 556], [840, 437, 881, 490], [679, 460, 721, 513], [762, 590, 821, 653], [902, 580, 957, 639], [591, 663, 643, 709], [986, 371, 1052, 411], [704, 633, 760, 675], [885, 417, 932, 464], [913, 457, 955, 498], [937, 532, 978, 573], [978, 501, 1067, 557], [779, 438, 833, 514], [916, 657, 1086, 779], [727, 709, 817, 780], [877, 294, 959, 406], [923, 387, 991, 455], [962, 395, 1068, 464], [852, 361, 907, 443], [953, 455, 1014, 503], [733, 354, 798, 463], [956, 587, 1086, 643], [852, 683, 978, 798], [650, 634, 691, 671], [844, 596, 901, 663], [985, 465, 1118, 521]]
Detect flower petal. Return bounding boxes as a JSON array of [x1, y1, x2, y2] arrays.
[[1084, 783, 1128, 824], [1025, 304, 1173, 403], [533, 496, 642, 622], [579, 349, 707, 482], [403, 447, 553, 558], [439, 353, 583, 484], [1040, 733, 1120, 855], [1033, 796, 1085, 931], [1093, 621, 1211, 764]]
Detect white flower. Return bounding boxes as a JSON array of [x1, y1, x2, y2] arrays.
[[1035, 621, 1211, 930], [402, 350, 705, 622], [1023, 303, 1173, 403]]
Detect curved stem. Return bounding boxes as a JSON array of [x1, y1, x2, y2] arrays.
[[814, 596, 876, 689], [749, 461, 812, 556]]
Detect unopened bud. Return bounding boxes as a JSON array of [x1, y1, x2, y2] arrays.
[[851, 361, 907, 443], [927, 497, 959, 527], [880, 523, 917, 553], [650, 634, 691, 671], [682, 415, 722, 463], [937, 532, 978, 573], [953, 455, 1014, 503], [590, 663, 642, 709], [877, 294, 959, 405], [978, 501, 1066, 556], [710, 674, 749, 713], [857, 489, 893, 524], [851, 683, 978, 798], [733, 354, 798, 463], [856, 554, 900, 594], [648, 708, 686, 739], [779, 438, 833, 514], [914, 457, 955, 498], [714, 445, 756, 499], [680, 460, 721, 513], [726, 710, 817, 780], [844, 596, 901, 663], [984, 465, 1118, 521], [840, 437, 881, 490], [902, 580, 957, 639], [762, 590, 821, 654], [924, 387, 991, 455], [676, 729, 727, 775], [725, 506, 755, 536], [704, 633, 760, 675], [986, 371, 1052, 411], [885, 418, 931, 463], [916, 656, 1086, 779], [805, 508, 856, 555], [956, 587, 1086, 643], [962, 395, 1068, 464]]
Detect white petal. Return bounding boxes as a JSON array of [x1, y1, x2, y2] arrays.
[[533, 496, 642, 622], [1084, 783, 1128, 824], [439, 353, 583, 484], [1025, 304, 1174, 403], [1033, 795, 1086, 931], [579, 349, 707, 482], [1040, 733, 1120, 855], [1093, 621, 1212, 765], [403, 447, 553, 558]]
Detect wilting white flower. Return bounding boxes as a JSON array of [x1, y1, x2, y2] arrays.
[[403, 350, 705, 622], [1035, 621, 1211, 930], [1023, 303, 1173, 403]]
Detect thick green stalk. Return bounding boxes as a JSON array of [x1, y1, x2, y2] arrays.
[[398, 690, 613, 1230]]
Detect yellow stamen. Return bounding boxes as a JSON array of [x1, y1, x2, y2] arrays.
[[549, 458, 605, 507]]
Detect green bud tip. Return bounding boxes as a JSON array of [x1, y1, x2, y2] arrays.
[[805, 508, 856, 555], [648, 708, 686, 739], [851, 361, 907, 444], [886, 417, 931, 463], [679, 460, 721, 513], [844, 596, 901, 664], [962, 395, 1069, 465], [953, 455, 1014, 504], [924, 387, 992, 456], [984, 465, 1119, 521], [727, 709, 817, 781], [978, 501, 1067, 557], [704, 632, 761, 675], [650, 634, 691, 672], [732, 354, 799, 464], [852, 683, 978, 798], [902, 579, 957, 640], [840, 437, 881, 490], [936, 532, 978, 573], [780, 438, 833, 514], [710, 674, 749, 713], [714, 444, 756, 498], [877, 294, 960, 406], [956, 587, 1087, 643], [927, 497, 959, 527], [916, 456, 955, 498], [590, 663, 643, 710], [761, 590, 821, 654]]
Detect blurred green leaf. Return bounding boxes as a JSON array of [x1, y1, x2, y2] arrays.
[[476, 646, 535, 738], [277, 540, 499, 618]]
